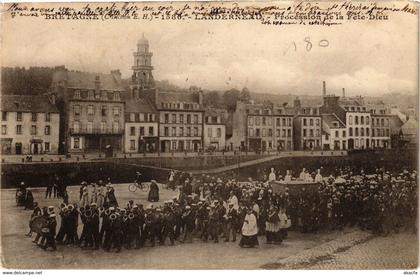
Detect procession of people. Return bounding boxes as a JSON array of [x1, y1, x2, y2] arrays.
[[20, 166, 418, 252]]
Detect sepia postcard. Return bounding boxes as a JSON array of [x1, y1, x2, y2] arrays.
[[0, 0, 419, 271]]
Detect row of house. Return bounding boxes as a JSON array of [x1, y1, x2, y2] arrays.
[[1, 35, 417, 155]]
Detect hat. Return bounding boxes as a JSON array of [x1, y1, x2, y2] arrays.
[[20, 182, 25, 185], [185, 205, 191, 209], [206, 207, 211, 210], [151, 180, 157, 183], [91, 203, 97, 207], [109, 207, 115, 211], [49, 214, 56, 218], [133, 205, 138, 209], [156, 208, 162, 212]]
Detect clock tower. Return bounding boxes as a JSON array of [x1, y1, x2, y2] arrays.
[[131, 33, 155, 99]]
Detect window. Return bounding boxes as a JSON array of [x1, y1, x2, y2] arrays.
[[172, 127, 176, 136], [255, 117, 260, 126], [216, 128, 221, 138], [140, 127, 145, 136], [310, 129, 314, 137], [31, 113, 37, 122], [45, 113, 51, 122], [73, 122, 80, 133], [45, 142, 50, 152], [102, 106, 107, 117], [187, 114, 191, 124], [74, 105, 81, 116], [349, 115, 353, 125], [149, 127, 154, 136], [172, 141, 177, 151], [385, 119, 389, 127], [303, 129, 307, 137], [113, 106, 120, 116], [335, 130, 339, 138], [361, 128, 364, 136], [194, 114, 199, 124], [282, 118, 286, 126], [366, 116, 370, 125], [349, 127, 353, 136], [172, 114, 176, 123], [1, 125, 7, 135], [179, 127, 184, 137], [45, 126, 51, 135], [268, 129, 273, 137], [164, 127, 169, 136], [343, 131, 346, 138], [248, 117, 254, 126], [87, 122, 93, 133], [256, 129, 260, 137], [310, 119, 314, 126], [282, 129, 286, 137], [315, 129, 319, 137], [262, 129, 266, 137], [386, 129, 389, 136], [361, 116, 364, 125], [113, 122, 119, 133], [276, 129, 280, 137], [249, 128, 254, 137], [88, 90, 94, 99], [31, 125, 37, 135], [208, 128, 212, 137], [262, 117, 266, 126], [268, 117, 272, 126], [16, 125, 22, 135], [276, 118, 280, 126], [95, 90, 101, 99], [381, 119, 384, 127], [303, 118, 307, 126], [366, 128, 369, 136], [355, 128, 359, 136], [74, 90, 81, 99], [180, 114, 184, 124], [316, 119, 320, 126], [165, 114, 169, 123], [16, 112, 22, 122], [101, 122, 106, 133], [355, 116, 359, 125], [74, 138, 80, 149], [130, 127, 135, 136], [2, 112, 7, 121], [194, 127, 198, 136], [130, 113, 135, 122], [114, 92, 120, 101], [288, 129, 291, 137], [139, 113, 145, 122], [187, 127, 191, 136], [130, 140, 136, 150], [87, 105, 94, 115]]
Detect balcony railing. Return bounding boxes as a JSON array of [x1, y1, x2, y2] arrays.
[[69, 127, 123, 135]]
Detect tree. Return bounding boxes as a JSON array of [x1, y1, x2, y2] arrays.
[[203, 91, 221, 107], [239, 87, 252, 103], [222, 88, 240, 112]]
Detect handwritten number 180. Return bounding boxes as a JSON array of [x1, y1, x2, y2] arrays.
[[284, 37, 329, 55]]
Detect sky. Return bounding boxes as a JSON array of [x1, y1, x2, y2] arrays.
[[1, 1, 418, 97]]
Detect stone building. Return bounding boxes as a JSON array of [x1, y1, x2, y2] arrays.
[[1, 95, 60, 155], [321, 114, 347, 150], [156, 88, 204, 152], [50, 66, 125, 154], [293, 106, 322, 150], [124, 97, 158, 153], [203, 108, 227, 151]]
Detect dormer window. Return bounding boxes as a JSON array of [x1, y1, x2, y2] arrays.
[[74, 90, 81, 99], [114, 92, 120, 101]]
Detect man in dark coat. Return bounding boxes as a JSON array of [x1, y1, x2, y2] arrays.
[[148, 180, 159, 202]]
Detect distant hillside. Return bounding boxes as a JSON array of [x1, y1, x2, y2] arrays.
[[1, 67, 54, 95]]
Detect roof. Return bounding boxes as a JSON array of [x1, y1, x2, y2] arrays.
[[1, 95, 59, 113], [401, 118, 418, 135], [322, 114, 345, 128], [53, 69, 124, 91], [156, 91, 201, 106], [125, 97, 156, 113], [339, 99, 362, 106], [205, 108, 227, 117]]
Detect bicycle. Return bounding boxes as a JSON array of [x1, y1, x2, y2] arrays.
[[128, 181, 150, 193]]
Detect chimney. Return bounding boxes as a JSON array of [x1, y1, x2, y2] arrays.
[[94, 75, 100, 92], [342, 88, 345, 98], [323, 81, 326, 97]]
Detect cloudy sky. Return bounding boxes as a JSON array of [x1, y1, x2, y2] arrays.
[[1, 2, 418, 96]]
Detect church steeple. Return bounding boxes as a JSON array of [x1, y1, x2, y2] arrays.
[[131, 33, 154, 98]]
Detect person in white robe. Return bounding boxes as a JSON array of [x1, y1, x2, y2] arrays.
[[268, 168, 276, 182], [239, 208, 259, 247]]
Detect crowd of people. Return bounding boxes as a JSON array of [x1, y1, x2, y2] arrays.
[[19, 166, 418, 252]]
